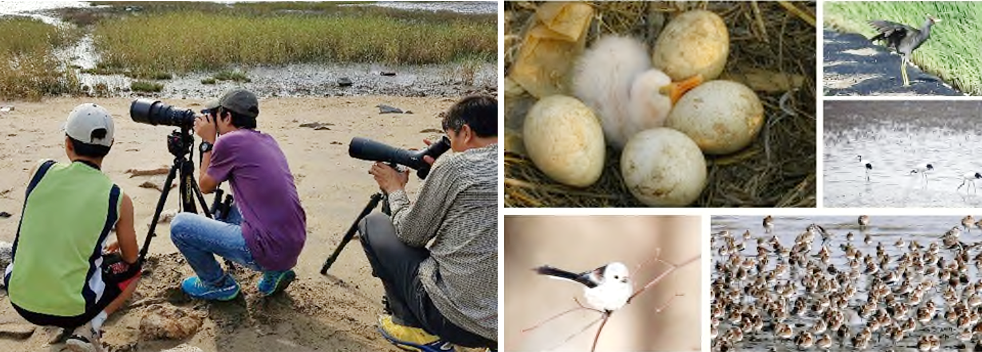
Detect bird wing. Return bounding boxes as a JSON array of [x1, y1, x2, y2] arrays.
[[868, 20, 916, 45], [533, 265, 598, 288], [869, 20, 916, 36]]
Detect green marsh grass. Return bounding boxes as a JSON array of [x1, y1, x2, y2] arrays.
[[91, 8, 495, 73], [212, 70, 251, 83], [826, 1, 982, 95], [0, 17, 81, 100], [130, 80, 163, 92]]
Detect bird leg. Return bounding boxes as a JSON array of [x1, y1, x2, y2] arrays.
[[901, 58, 910, 86]]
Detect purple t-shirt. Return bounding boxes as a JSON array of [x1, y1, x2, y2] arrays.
[[207, 129, 306, 270]]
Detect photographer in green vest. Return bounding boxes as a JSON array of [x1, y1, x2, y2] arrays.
[[5, 103, 141, 352]]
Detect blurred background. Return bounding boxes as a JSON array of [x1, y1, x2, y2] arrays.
[[503, 216, 702, 351]]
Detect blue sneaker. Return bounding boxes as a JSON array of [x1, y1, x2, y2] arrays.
[[181, 276, 239, 301], [257, 270, 296, 296]]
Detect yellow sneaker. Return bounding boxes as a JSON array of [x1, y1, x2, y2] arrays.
[[377, 315, 456, 352]]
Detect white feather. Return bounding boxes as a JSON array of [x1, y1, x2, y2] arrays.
[[573, 36, 673, 149]]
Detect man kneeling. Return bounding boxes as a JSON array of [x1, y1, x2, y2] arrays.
[[359, 95, 498, 351], [5, 104, 141, 352]]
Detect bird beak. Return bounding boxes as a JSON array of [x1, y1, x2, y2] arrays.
[[660, 74, 704, 105]]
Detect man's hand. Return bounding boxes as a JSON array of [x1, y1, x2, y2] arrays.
[[421, 138, 436, 165], [104, 240, 120, 254], [194, 113, 216, 143], [370, 162, 409, 194]]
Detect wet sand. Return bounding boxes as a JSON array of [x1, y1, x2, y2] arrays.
[[0, 96, 474, 352]]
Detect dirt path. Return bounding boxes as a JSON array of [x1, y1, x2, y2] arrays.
[[0, 96, 471, 352], [823, 29, 963, 96]]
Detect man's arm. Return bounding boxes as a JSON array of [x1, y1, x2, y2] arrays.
[[193, 113, 221, 194], [114, 193, 139, 264], [198, 148, 218, 194], [388, 163, 456, 247]]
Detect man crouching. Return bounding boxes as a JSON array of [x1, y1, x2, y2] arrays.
[[5, 103, 141, 352]]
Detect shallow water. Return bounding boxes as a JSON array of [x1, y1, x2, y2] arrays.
[[824, 101, 982, 208], [0, 1, 497, 98], [712, 215, 981, 351], [350, 1, 496, 14]]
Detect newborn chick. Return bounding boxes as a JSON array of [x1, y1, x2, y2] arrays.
[[573, 35, 701, 149]]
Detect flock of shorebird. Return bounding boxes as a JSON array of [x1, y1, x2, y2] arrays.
[[712, 215, 982, 351]]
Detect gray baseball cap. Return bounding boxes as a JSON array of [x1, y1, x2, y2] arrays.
[[64, 103, 114, 147], [215, 89, 259, 119]]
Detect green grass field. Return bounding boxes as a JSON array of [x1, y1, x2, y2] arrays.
[[0, 17, 81, 100], [825, 1, 982, 95], [89, 3, 496, 73]]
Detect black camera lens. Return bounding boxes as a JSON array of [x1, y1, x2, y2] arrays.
[[130, 99, 197, 127]]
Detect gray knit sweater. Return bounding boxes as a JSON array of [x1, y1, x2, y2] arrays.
[[387, 143, 498, 341]]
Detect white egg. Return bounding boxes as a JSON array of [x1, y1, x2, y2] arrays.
[[523, 95, 605, 187], [621, 128, 706, 206], [652, 10, 729, 82], [665, 80, 764, 155]]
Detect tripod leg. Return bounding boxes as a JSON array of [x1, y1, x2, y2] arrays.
[[320, 193, 384, 275], [186, 173, 213, 219], [140, 163, 181, 261]]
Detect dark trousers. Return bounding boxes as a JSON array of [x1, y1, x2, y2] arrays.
[[358, 213, 495, 348]]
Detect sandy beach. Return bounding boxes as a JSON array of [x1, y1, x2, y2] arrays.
[[0, 96, 471, 352]]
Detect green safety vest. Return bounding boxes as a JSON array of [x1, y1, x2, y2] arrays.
[[4, 160, 121, 316]]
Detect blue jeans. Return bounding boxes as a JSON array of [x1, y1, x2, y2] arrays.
[[170, 206, 271, 286]]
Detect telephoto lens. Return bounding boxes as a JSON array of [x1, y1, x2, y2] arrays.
[[348, 136, 452, 179], [130, 99, 197, 127]]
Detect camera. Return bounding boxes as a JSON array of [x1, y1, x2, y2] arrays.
[[130, 99, 197, 127], [349, 136, 451, 179]]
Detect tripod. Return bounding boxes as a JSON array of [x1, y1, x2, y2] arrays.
[[139, 127, 231, 262], [319, 191, 390, 275]]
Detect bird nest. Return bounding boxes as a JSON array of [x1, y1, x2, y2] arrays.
[[504, 1, 817, 207]]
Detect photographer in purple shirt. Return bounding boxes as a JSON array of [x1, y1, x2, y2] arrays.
[[169, 89, 307, 301]]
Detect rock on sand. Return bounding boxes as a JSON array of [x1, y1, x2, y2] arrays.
[[139, 304, 205, 340]]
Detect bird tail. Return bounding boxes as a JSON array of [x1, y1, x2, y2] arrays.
[[533, 266, 580, 282], [869, 32, 885, 43]]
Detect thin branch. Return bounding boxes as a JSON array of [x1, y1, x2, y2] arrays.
[[522, 297, 603, 333], [591, 314, 611, 352], [629, 254, 700, 303]]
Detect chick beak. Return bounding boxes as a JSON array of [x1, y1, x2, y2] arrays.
[[660, 74, 704, 105]]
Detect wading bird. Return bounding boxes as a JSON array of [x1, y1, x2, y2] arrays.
[[868, 15, 941, 86], [959, 172, 982, 193], [910, 163, 934, 185], [858, 155, 873, 181]]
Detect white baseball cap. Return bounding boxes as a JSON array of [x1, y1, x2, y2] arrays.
[[65, 103, 114, 147]]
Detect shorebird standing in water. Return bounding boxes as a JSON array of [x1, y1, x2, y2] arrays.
[[910, 163, 934, 186], [858, 155, 873, 181]]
